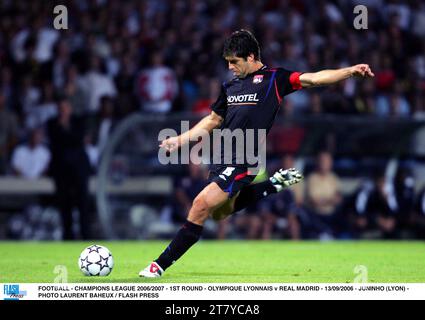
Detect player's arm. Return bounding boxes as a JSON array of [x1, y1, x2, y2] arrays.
[[160, 111, 223, 152], [299, 64, 374, 88]]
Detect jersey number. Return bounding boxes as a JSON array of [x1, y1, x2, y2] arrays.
[[222, 167, 236, 177]]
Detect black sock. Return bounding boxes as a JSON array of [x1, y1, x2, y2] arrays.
[[155, 220, 203, 270], [233, 180, 277, 212]]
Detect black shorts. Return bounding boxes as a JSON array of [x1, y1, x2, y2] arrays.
[[207, 165, 257, 198]]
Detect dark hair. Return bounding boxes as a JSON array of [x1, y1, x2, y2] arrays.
[[222, 29, 261, 61]]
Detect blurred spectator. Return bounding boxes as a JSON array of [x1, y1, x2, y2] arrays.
[[394, 167, 416, 236], [83, 95, 117, 171], [25, 81, 57, 130], [47, 98, 93, 240], [231, 204, 263, 239], [257, 189, 301, 240], [281, 154, 304, 206], [114, 53, 138, 116], [78, 55, 117, 114], [11, 128, 50, 179], [348, 169, 408, 239], [353, 80, 376, 114], [349, 179, 375, 239], [375, 54, 396, 92], [412, 3, 425, 39], [385, 2, 411, 31], [41, 40, 72, 89], [94, 96, 116, 155], [412, 94, 425, 120], [135, 50, 178, 113], [0, 92, 18, 174], [63, 65, 88, 116], [0, 67, 15, 108], [84, 133, 99, 171], [412, 187, 425, 239], [375, 82, 410, 117], [14, 35, 41, 80], [11, 16, 59, 64], [19, 75, 40, 118], [363, 173, 400, 239], [304, 151, 343, 238]]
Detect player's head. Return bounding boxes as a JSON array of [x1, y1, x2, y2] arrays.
[[223, 29, 261, 78]]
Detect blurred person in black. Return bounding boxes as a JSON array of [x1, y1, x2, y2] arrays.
[[47, 97, 92, 240], [362, 172, 400, 239], [229, 203, 262, 239], [349, 167, 415, 239], [393, 167, 416, 238], [391, 167, 424, 239], [94, 96, 116, 156], [412, 187, 425, 239], [348, 178, 375, 239], [257, 188, 301, 240], [0, 92, 18, 174]]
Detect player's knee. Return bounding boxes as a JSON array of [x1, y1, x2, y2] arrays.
[[190, 195, 211, 221]]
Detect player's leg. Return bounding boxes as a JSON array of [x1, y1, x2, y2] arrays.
[[211, 168, 304, 221], [139, 182, 228, 277], [139, 166, 303, 277]]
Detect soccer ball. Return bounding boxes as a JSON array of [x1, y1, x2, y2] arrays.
[[78, 245, 114, 276]]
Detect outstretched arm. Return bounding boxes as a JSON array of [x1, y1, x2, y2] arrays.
[[299, 64, 374, 88], [160, 111, 223, 152]]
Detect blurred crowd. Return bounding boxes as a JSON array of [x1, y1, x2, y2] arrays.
[[1, 0, 425, 173], [0, 0, 425, 240]]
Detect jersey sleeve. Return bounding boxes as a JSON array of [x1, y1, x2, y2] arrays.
[[275, 68, 303, 97], [210, 83, 228, 118]]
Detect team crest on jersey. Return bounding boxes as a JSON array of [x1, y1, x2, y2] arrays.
[[253, 75, 263, 84]]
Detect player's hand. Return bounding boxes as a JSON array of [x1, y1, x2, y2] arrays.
[[159, 136, 181, 152], [350, 64, 374, 78]]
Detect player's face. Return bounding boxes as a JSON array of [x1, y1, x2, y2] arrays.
[[225, 55, 251, 78]]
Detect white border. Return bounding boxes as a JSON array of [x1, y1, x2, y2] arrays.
[[1, 283, 424, 300]]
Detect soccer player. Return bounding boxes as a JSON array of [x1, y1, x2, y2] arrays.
[[140, 30, 374, 277]]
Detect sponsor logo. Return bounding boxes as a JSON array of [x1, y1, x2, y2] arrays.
[[227, 93, 259, 104], [253, 75, 263, 84]]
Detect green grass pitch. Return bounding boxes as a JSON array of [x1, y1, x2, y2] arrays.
[[0, 241, 424, 283]]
